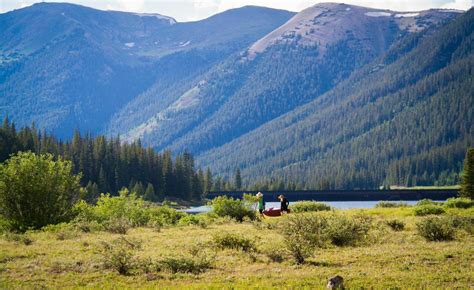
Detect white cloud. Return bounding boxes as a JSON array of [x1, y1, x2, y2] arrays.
[[442, 0, 473, 9], [0, 0, 472, 20]]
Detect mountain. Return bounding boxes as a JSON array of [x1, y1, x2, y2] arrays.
[[197, 7, 474, 189], [115, 3, 460, 157], [0, 3, 294, 138], [1, 2, 471, 189]]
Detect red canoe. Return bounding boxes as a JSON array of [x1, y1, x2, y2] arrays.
[[263, 207, 282, 217]]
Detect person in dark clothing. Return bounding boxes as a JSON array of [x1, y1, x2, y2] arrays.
[[278, 194, 290, 214]]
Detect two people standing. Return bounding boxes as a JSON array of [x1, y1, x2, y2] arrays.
[[256, 192, 290, 217]]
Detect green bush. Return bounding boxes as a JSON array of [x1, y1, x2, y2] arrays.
[[385, 219, 406, 231], [147, 206, 187, 226], [159, 255, 213, 274], [291, 201, 331, 213], [104, 218, 132, 234], [375, 201, 408, 208], [281, 214, 329, 264], [101, 237, 140, 275], [74, 189, 189, 232], [42, 222, 79, 240], [75, 189, 149, 226], [448, 215, 474, 234], [416, 216, 456, 241], [209, 196, 256, 222], [3, 232, 34, 245], [325, 214, 373, 246], [281, 213, 373, 263], [0, 152, 82, 231], [444, 197, 474, 209], [413, 204, 446, 216], [416, 199, 440, 206], [0, 217, 12, 234], [212, 232, 257, 252]]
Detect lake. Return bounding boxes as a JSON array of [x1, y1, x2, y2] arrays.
[[184, 200, 443, 214]]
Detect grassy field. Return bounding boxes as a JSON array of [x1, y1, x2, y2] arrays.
[[1, 207, 473, 289]]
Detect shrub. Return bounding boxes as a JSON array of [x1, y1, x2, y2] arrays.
[[416, 199, 440, 206], [159, 255, 212, 274], [209, 196, 255, 222], [0, 217, 11, 234], [291, 201, 331, 213], [444, 197, 474, 209], [413, 204, 445, 216], [325, 214, 373, 246], [212, 232, 257, 252], [104, 218, 132, 234], [101, 237, 140, 275], [265, 251, 284, 263], [281, 214, 329, 264], [0, 152, 82, 231], [416, 216, 456, 241], [281, 213, 373, 263], [72, 218, 103, 233], [448, 215, 474, 234], [3, 232, 34, 245], [42, 222, 79, 240], [75, 189, 149, 226], [147, 206, 187, 226], [386, 219, 406, 231], [74, 189, 187, 231], [375, 201, 408, 208]]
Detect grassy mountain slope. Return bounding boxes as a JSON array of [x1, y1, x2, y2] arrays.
[[197, 8, 474, 189]]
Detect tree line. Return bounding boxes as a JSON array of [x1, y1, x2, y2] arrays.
[[0, 118, 220, 201]]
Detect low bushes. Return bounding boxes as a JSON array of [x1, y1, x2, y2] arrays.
[[280, 213, 373, 263], [73, 189, 191, 233], [324, 214, 373, 247], [212, 232, 257, 252], [416, 199, 441, 206], [101, 237, 213, 276], [280, 213, 327, 264], [101, 237, 141, 275], [385, 219, 405, 231], [209, 196, 255, 222], [444, 197, 474, 209], [159, 255, 213, 274], [375, 201, 408, 208], [416, 216, 456, 241], [446, 215, 474, 234], [413, 204, 445, 216], [291, 201, 331, 213]]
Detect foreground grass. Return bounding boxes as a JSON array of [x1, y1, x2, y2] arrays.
[[1, 209, 473, 289]]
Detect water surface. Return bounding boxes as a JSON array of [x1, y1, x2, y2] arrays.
[[185, 200, 441, 214]]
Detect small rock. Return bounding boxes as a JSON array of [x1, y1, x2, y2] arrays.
[[327, 275, 344, 289]]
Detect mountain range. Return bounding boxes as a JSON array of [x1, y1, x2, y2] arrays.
[[1, 2, 472, 188]]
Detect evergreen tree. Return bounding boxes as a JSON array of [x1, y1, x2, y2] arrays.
[[204, 167, 213, 193], [144, 183, 157, 202], [131, 181, 145, 196], [460, 148, 474, 199], [234, 168, 242, 190]]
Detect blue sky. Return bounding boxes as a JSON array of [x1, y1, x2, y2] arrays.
[[0, 0, 472, 21]]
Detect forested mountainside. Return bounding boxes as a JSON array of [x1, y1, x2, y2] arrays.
[[198, 8, 474, 189], [116, 3, 459, 155], [0, 3, 294, 138]]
